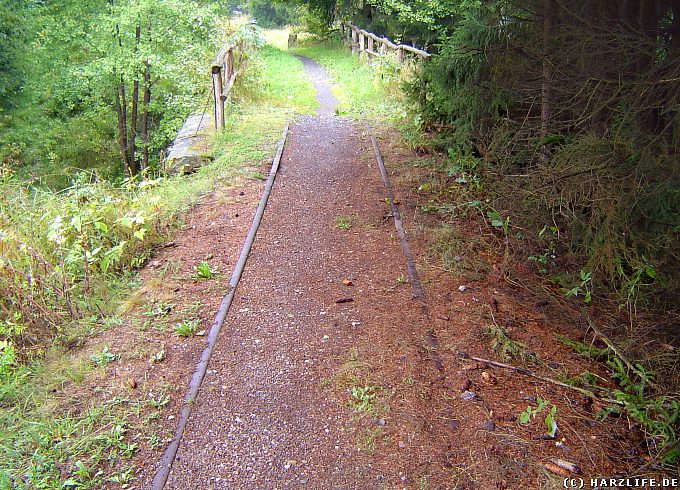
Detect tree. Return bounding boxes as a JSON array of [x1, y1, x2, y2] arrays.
[[84, 0, 218, 176], [0, 0, 26, 111]]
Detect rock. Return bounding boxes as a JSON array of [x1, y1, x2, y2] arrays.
[[482, 420, 496, 431], [342, 278, 353, 286], [398, 441, 406, 449], [461, 390, 477, 401], [458, 285, 467, 292], [372, 418, 386, 426], [165, 115, 213, 175], [448, 419, 460, 431]]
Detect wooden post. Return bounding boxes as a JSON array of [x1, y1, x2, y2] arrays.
[[226, 48, 234, 80], [212, 65, 224, 130], [397, 46, 405, 63], [359, 32, 365, 54], [351, 29, 358, 55], [367, 36, 374, 59], [380, 39, 387, 56]]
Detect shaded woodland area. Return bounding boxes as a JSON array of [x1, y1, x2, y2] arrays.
[[303, 0, 680, 318]]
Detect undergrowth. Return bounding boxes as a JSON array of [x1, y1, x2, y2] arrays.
[[557, 335, 680, 467], [291, 36, 406, 120]]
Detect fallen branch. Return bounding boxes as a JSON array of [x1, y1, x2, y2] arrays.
[[462, 353, 624, 406], [583, 314, 639, 378]]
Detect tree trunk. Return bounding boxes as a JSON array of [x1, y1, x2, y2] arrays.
[[128, 24, 141, 176], [540, 0, 555, 163], [140, 60, 151, 172], [114, 81, 129, 176]]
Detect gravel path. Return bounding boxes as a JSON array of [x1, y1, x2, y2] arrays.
[[164, 55, 422, 489]]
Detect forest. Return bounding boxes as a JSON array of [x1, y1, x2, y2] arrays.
[[0, 0, 679, 486]]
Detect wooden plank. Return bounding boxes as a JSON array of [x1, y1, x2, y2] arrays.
[[222, 70, 238, 100], [382, 37, 398, 50], [212, 43, 235, 70], [401, 44, 431, 59], [226, 49, 234, 79], [212, 69, 224, 130]]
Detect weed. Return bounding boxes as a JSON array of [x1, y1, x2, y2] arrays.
[[519, 396, 558, 438], [349, 385, 379, 413], [487, 210, 510, 236], [561, 336, 680, 464], [563, 270, 593, 303], [334, 216, 352, 230], [174, 319, 199, 338], [484, 325, 537, 366], [90, 346, 119, 367], [247, 170, 267, 180], [148, 393, 171, 409], [150, 348, 166, 363], [358, 426, 383, 454], [142, 301, 174, 318], [194, 261, 215, 279]]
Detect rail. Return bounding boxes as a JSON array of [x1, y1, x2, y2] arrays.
[[342, 23, 431, 62]]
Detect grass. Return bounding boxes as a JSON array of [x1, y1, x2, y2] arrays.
[[0, 31, 318, 488], [334, 215, 352, 230], [291, 40, 404, 119], [174, 319, 199, 338]]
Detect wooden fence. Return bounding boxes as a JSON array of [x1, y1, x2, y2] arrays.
[[342, 23, 430, 62], [211, 42, 242, 131]]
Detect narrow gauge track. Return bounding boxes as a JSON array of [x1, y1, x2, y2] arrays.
[[150, 115, 424, 488]]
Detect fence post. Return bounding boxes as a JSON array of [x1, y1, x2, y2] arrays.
[[397, 46, 405, 63], [359, 32, 365, 54], [367, 36, 374, 59], [212, 65, 224, 130], [380, 38, 387, 56], [351, 28, 358, 55]]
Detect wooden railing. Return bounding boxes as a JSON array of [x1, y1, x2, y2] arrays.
[[342, 23, 431, 62], [211, 42, 242, 131]]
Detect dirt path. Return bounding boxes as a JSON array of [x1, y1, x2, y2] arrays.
[[161, 56, 427, 488]]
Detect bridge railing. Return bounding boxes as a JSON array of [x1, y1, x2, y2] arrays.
[[211, 41, 242, 131], [341, 23, 430, 63]]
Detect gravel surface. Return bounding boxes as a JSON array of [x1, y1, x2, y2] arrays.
[[163, 56, 421, 489]]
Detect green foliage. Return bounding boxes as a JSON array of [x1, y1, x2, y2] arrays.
[[292, 40, 402, 119], [174, 319, 199, 337], [90, 346, 119, 367], [563, 270, 593, 304], [349, 385, 378, 413], [518, 396, 558, 438], [245, 0, 300, 28], [485, 325, 536, 366], [334, 216, 352, 230], [561, 336, 680, 465], [194, 261, 215, 279], [0, 0, 27, 110], [1, 0, 224, 181]]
